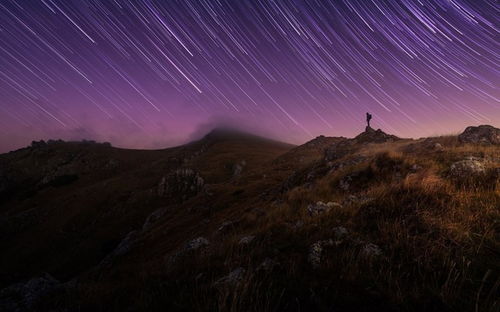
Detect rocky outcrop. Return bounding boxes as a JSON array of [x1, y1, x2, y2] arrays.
[[158, 168, 204, 200], [458, 125, 500, 145], [354, 127, 400, 144], [0, 273, 59, 312]]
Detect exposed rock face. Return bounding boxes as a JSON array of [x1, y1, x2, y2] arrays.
[[0, 273, 59, 312], [158, 168, 204, 199], [354, 127, 400, 144], [450, 158, 486, 178], [458, 125, 500, 145]]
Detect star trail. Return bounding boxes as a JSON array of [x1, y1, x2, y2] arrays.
[[0, 0, 498, 152]]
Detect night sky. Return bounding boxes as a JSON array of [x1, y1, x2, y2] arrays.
[[0, 0, 498, 152]]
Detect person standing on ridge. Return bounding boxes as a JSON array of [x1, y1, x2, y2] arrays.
[[366, 112, 372, 128]]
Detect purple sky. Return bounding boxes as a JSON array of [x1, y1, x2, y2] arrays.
[[0, 0, 498, 152]]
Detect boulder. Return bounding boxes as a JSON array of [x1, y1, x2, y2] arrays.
[[458, 125, 500, 145], [450, 159, 486, 178]]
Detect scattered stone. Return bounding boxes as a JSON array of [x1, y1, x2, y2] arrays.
[[458, 125, 500, 145], [185, 237, 210, 251], [215, 267, 245, 285], [0, 273, 59, 312], [238, 235, 255, 245], [361, 243, 382, 258]]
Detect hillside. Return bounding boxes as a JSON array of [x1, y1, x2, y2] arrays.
[[0, 125, 499, 312]]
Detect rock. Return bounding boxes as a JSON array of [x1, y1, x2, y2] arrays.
[[218, 220, 235, 232], [100, 231, 139, 267], [458, 125, 500, 145], [158, 168, 204, 199], [238, 235, 255, 245], [354, 127, 400, 144], [258, 258, 279, 272], [342, 195, 373, 206], [339, 175, 352, 191], [433, 143, 444, 152], [450, 159, 486, 178], [325, 139, 355, 161], [307, 201, 332, 216], [185, 237, 209, 251], [308, 239, 334, 269], [0, 273, 59, 312], [215, 267, 245, 285], [233, 160, 246, 176], [142, 208, 167, 231], [361, 243, 382, 257]]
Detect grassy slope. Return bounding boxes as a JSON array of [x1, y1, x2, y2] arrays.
[[1, 132, 499, 312]]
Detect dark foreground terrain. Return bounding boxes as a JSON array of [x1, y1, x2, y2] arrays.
[[0, 125, 499, 312]]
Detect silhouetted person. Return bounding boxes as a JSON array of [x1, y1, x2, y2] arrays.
[[366, 112, 372, 128]]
